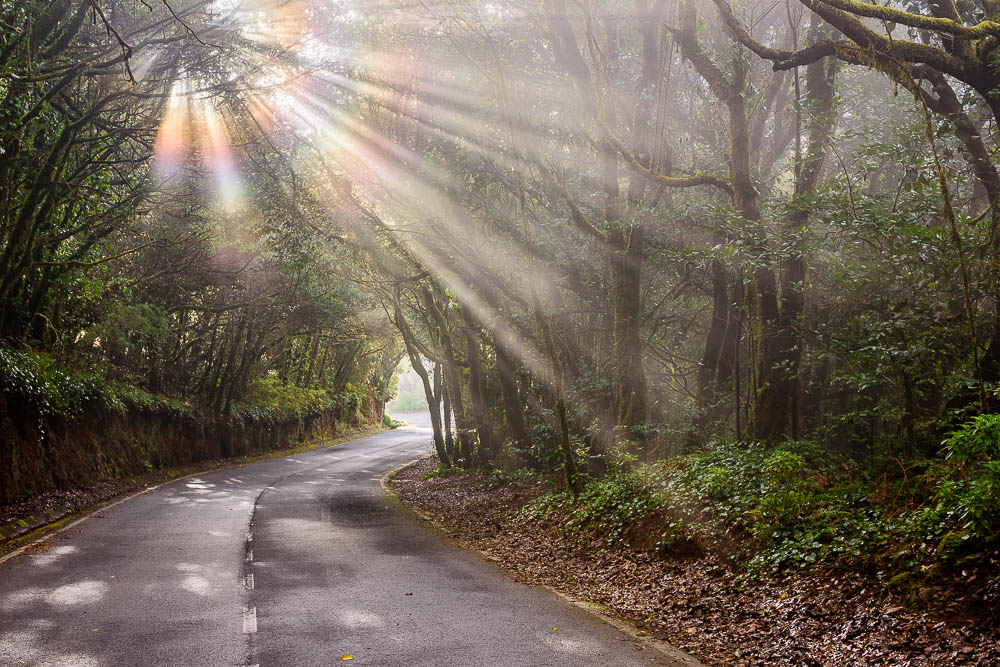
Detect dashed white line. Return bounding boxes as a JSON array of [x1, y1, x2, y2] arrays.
[[244, 573, 255, 590], [243, 607, 257, 633], [246, 531, 253, 543], [245, 550, 253, 562]]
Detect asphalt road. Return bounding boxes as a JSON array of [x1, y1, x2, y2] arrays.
[[0, 412, 686, 666]]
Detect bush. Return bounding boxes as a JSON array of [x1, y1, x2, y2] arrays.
[[926, 414, 1000, 541], [523, 423, 1000, 591], [514, 421, 563, 472], [0, 346, 192, 420], [564, 470, 663, 544], [233, 375, 375, 426], [0, 347, 103, 418]]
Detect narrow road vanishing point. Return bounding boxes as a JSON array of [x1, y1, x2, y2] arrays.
[[0, 412, 688, 666]]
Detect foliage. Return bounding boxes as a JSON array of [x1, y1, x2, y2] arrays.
[[564, 470, 663, 545], [390, 391, 428, 413], [421, 464, 458, 480], [0, 347, 108, 419], [234, 374, 368, 424], [525, 431, 1000, 586], [0, 346, 378, 429], [0, 347, 192, 419], [922, 415, 1000, 544], [514, 422, 564, 473]]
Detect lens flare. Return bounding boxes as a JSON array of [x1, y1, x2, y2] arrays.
[[201, 103, 243, 209], [154, 81, 190, 175]]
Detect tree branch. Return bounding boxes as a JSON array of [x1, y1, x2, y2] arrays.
[[600, 119, 733, 196]]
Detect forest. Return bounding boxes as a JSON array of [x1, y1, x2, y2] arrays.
[[2, 0, 1000, 656]]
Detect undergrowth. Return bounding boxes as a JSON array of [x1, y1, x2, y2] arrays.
[[0, 347, 368, 427], [524, 417, 1000, 595], [0, 347, 193, 419], [234, 374, 367, 424]]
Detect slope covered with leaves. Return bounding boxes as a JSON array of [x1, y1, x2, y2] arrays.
[[391, 456, 1000, 666]]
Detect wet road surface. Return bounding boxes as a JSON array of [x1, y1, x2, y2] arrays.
[[0, 412, 683, 665]]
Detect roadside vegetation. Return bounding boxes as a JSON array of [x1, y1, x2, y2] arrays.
[[4, 0, 1000, 658], [527, 422, 1000, 605]]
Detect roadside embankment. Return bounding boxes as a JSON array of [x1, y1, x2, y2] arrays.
[[0, 387, 378, 507], [389, 457, 1000, 666], [0, 346, 389, 547]]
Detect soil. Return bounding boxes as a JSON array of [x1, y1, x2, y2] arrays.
[[389, 457, 1000, 667]]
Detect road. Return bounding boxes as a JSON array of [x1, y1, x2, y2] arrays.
[[0, 412, 685, 666]]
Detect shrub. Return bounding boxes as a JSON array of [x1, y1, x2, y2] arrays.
[[515, 421, 563, 472], [0, 346, 195, 421], [926, 414, 1000, 541], [564, 470, 662, 544]]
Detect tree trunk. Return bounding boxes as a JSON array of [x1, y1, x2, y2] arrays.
[[611, 226, 648, 444], [423, 288, 474, 463], [442, 367, 455, 459], [495, 338, 529, 450], [462, 308, 495, 462], [759, 32, 837, 440], [693, 259, 735, 444], [394, 294, 449, 466]]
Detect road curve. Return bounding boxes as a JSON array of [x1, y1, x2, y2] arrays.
[[0, 412, 682, 666]]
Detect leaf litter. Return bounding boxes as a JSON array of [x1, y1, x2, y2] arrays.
[[390, 458, 1000, 666]]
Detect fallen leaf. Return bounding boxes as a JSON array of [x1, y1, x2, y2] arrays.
[[338, 655, 354, 661], [552, 628, 559, 631]]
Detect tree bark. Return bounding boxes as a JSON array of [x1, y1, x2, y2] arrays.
[[461, 307, 496, 462], [394, 292, 450, 465]]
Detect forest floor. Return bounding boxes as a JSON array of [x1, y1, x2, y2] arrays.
[[389, 457, 1000, 667], [0, 424, 386, 551]]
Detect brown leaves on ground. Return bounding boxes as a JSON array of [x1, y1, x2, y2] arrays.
[[390, 458, 1000, 666], [0, 481, 135, 528]]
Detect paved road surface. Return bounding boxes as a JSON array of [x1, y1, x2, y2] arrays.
[[0, 412, 683, 666]]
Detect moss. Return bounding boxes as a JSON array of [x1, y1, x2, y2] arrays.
[[2, 396, 377, 505], [937, 530, 971, 562], [888, 570, 915, 588]]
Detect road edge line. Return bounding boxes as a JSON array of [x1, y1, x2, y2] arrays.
[[378, 458, 706, 667]]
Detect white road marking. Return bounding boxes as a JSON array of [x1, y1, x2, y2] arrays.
[[243, 607, 257, 633], [244, 574, 254, 590], [245, 550, 253, 562], [246, 532, 253, 543]]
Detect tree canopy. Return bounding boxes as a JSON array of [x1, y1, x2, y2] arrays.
[[4, 0, 1000, 525]]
